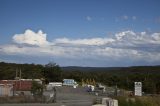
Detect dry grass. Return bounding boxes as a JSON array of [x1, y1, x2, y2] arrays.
[[0, 96, 45, 103], [115, 96, 160, 106]]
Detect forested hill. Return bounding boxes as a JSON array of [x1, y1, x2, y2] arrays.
[[62, 66, 160, 73], [1, 62, 160, 78], [61, 66, 122, 71], [1, 62, 160, 77], [1, 62, 160, 72]]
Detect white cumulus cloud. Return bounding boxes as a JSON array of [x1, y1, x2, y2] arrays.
[[1, 29, 160, 66], [12, 29, 49, 46]]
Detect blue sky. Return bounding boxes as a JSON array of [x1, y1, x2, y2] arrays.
[[0, 0, 160, 67]]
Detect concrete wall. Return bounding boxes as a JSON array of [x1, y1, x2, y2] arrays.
[[0, 84, 13, 96]]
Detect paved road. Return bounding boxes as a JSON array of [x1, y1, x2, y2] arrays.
[[55, 86, 97, 106], [0, 102, 92, 106], [0, 86, 103, 106]]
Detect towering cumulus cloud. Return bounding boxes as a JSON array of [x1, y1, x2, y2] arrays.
[[12, 29, 49, 46]]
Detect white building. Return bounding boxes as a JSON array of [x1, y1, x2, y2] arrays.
[[62, 79, 78, 87]]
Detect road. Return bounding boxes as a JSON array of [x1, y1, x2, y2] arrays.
[[0, 86, 101, 106]]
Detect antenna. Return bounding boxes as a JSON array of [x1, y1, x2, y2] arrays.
[[20, 69, 21, 79], [15, 69, 19, 80], [16, 69, 17, 78]]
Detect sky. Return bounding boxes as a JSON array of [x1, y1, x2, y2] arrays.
[[0, 0, 160, 67]]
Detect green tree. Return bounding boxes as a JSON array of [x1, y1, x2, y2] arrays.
[[31, 81, 43, 96], [43, 62, 62, 82]]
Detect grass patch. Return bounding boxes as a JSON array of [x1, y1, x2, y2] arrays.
[[114, 96, 160, 106]]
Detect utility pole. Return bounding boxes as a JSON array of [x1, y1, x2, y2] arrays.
[[20, 69, 21, 90], [115, 84, 118, 96], [16, 69, 17, 78]]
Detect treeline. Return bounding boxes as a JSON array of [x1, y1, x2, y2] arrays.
[[0, 62, 62, 82], [0, 62, 160, 94]]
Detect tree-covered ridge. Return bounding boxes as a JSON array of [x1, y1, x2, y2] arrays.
[[0, 62, 44, 79], [0, 62, 160, 94]]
